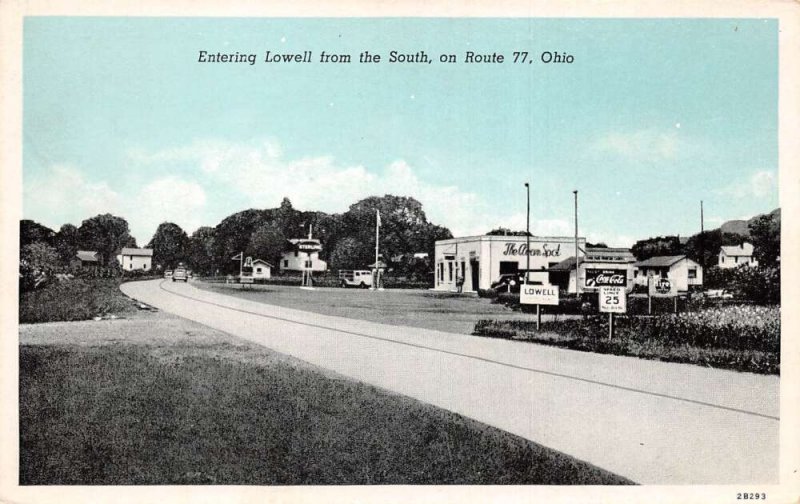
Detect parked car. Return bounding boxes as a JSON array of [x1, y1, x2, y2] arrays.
[[491, 273, 527, 293], [338, 270, 373, 288], [164, 269, 173, 278], [706, 288, 734, 299]]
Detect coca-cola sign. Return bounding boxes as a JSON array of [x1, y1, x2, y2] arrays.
[[585, 269, 627, 287]]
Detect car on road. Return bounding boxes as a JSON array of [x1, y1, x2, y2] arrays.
[[164, 269, 173, 279], [172, 265, 188, 282]]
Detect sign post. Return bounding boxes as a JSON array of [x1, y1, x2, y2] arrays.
[[520, 283, 559, 331], [599, 285, 626, 341]]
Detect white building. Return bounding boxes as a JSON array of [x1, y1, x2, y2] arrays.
[[116, 247, 153, 271], [251, 259, 273, 279], [434, 235, 586, 292], [280, 238, 328, 272], [718, 243, 758, 269], [634, 255, 703, 292]]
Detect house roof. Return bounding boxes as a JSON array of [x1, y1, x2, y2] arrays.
[[634, 255, 687, 268], [251, 259, 274, 267], [548, 256, 578, 271], [585, 247, 635, 262], [76, 250, 99, 262], [120, 247, 153, 256], [720, 243, 754, 257]]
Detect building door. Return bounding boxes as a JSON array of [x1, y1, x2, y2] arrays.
[[470, 259, 479, 291]]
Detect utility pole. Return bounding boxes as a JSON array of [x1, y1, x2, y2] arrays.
[[700, 200, 705, 269], [573, 190, 580, 295], [525, 182, 530, 282]]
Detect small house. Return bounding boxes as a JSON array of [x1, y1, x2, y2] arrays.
[[634, 255, 703, 292], [116, 247, 153, 271], [718, 243, 758, 269], [72, 250, 101, 269]]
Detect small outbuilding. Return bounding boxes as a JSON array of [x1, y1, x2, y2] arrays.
[[251, 259, 273, 279], [72, 250, 101, 269]]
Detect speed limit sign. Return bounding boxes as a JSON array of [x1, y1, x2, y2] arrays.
[[599, 286, 627, 313]]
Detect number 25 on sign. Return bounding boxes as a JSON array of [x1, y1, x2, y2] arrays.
[[599, 286, 626, 314]]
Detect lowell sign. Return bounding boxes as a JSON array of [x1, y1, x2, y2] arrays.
[[520, 283, 559, 305]]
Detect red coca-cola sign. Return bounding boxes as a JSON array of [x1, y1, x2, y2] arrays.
[[585, 269, 627, 287]]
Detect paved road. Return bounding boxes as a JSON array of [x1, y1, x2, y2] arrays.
[[121, 279, 779, 484]]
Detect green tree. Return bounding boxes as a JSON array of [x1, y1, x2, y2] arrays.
[[19, 242, 60, 291], [147, 222, 189, 270], [329, 236, 372, 270], [53, 223, 80, 265], [187, 227, 217, 275], [749, 212, 780, 268], [246, 224, 286, 267], [20, 220, 55, 247], [631, 236, 682, 261], [77, 214, 133, 265]]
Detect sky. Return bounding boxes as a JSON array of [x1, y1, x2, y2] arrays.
[[22, 17, 778, 247]]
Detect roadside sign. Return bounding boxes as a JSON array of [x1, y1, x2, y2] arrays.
[[649, 277, 677, 298], [520, 283, 559, 306], [599, 286, 626, 313], [244, 256, 253, 268], [239, 276, 254, 284], [585, 269, 627, 288]]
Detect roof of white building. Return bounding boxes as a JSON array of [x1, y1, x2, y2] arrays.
[[75, 250, 99, 262], [720, 243, 754, 257], [119, 247, 153, 256], [634, 255, 689, 268]]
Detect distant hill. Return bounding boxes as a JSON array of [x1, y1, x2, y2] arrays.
[[719, 208, 780, 237]]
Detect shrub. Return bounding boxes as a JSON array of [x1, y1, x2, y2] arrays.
[[19, 278, 135, 323]]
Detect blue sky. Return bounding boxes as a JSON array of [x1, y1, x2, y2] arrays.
[[22, 17, 778, 246]]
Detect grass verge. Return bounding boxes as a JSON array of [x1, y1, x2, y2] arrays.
[[19, 278, 136, 323], [20, 322, 631, 485], [474, 306, 780, 375]]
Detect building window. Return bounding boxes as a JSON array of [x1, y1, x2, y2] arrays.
[[688, 268, 697, 279], [129, 264, 133, 270], [294, 251, 298, 257], [735, 256, 738, 264], [256, 268, 262, 273], [284, 260, 289, 267], [721, 256, 725, 263]]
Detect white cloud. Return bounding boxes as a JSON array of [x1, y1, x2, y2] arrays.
[[592, 129, 681, 162], [717, 170, 777, 198], [131, 139, 571, 238], [23, 164, 122, 230], [134, 177, 207, 244]]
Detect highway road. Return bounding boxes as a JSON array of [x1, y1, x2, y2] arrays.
[[121, 279, 779, 484]]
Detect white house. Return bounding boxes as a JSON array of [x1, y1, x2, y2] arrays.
[[116, 247, 153, 271], [634, 255, 703, 292], [280, 238, 328, 272], [718, 243, 758, 269], [251, 259, 273, 279]]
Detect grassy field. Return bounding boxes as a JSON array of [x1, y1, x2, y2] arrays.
[[19, 314, 630, 485], [194, 281, 568, 335], [19, 278, 138, 323]]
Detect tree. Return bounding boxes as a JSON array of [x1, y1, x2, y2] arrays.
[[77, 214, 133, 265], [187, 227, 217, 275], [147, 222, 189, 270], [749, 212, 780, 268], [631, 236, 682, 261], [246, 224, 286, 267], [53, 223, 80, 265], [19, 242, 60, 291], [329, 236, 372, 270], [20, 220, 55, 247]]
